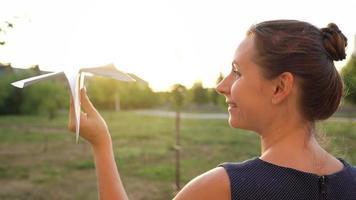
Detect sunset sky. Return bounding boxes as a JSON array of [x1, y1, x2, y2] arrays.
[[1, 0, 355, 91]]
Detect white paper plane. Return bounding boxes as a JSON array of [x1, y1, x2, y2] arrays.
[[11, 63, 135, 142]]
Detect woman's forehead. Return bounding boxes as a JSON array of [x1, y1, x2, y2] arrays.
[[233, 36, 255, 68]]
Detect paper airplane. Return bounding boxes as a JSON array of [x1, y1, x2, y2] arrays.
[[11, 63, 135, 142]]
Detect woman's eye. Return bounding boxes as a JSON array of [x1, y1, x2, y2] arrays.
[[232, 69, 241, 78]]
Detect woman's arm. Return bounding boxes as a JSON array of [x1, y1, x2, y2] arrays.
[[68, 89, 128, 200], [68, 89, 230, 200], [174, 167, 230, 200], [91, 141, 128, 200]]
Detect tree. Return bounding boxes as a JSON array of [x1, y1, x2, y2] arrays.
[[0, 67, 67, 117], [0, 20, 16, 112], [87, 76, 159, 110], [0, 71, 23, 114], [170, 84, 186, 192], [0, 21, 14, 46], [0, 20, 67, 118], [191, 81, 209, 104], [20, 80, 67, 119], [341, 55, 356, 105], [171, 84, 186, 109], [211, 72, 224, 105]]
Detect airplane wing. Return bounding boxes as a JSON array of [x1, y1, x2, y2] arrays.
[[72, 64, 133, 143], [11, 71, 65, 88], [11, 64, 134, 144], [80, 63, 135, 82]]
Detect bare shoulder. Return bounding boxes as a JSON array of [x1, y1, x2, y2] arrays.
[[173, 167, 230, 200]]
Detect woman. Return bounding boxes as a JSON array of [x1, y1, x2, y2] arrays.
[[68, 20, 356, 199]]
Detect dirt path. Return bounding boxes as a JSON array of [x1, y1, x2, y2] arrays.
[[134, 109, 228, 119], [134, 109, 356, 122]]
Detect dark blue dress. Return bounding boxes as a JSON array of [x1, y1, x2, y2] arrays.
[[219, 157, 356, 200]]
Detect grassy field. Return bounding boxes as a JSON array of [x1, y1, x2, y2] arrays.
[[0, 111, 356, 200]]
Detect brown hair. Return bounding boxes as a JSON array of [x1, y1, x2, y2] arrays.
[[248, 20, 347, 122]]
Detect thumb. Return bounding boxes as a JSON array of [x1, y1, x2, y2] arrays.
[[80, 88, 99, 116]]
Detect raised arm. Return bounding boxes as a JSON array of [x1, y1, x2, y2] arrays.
[[68, 89, 128, 200], [68, 89, 231, 200]]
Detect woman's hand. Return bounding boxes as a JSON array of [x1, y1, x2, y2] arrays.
[[68, 89, 111, 148], [68, 89, 129, 200]]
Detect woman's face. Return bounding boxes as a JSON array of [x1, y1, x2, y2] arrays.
[[216, 36, 275, 132]]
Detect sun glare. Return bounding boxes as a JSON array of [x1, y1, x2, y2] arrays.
[[1, 0, 355, 91]]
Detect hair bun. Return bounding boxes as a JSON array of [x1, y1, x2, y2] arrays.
[[320, 23, 348, 61]]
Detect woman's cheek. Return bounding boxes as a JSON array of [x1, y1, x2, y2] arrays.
[[230, 80, 241, 101]]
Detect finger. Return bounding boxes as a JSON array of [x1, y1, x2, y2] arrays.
[[68, 96, 76, 132], [79, 111, 88, 127], [68, 112, 88, 135], [80, 88, 99, 116]]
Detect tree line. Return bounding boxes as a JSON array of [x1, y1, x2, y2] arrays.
[[0, 65, 227, 118], [1, 20, 355, 117], [1, 54, 356, 118]]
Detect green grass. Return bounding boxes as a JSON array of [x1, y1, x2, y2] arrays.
[[0, 111, 355, 199]]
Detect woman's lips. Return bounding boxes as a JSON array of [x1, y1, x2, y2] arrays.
[[226, 101, 237, 110]]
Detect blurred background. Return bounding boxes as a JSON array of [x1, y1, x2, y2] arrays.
[[1, 0, 356, 199]]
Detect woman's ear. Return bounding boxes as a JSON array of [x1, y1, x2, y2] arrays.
[[271, 72, 294, 104]]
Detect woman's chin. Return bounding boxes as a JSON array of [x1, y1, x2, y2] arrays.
[[228, 117, 240, 128], [229, 118, 254, 132]]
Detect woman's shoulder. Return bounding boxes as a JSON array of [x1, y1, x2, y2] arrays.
[[174, 167, 230, 200], [218, 157, 265, 182], [339, 157, 356, 176], [219, 157, 260, 170]]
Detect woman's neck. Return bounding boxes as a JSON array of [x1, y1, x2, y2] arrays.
[[257, 120, 342, 175], [260, 121, 313, 156]]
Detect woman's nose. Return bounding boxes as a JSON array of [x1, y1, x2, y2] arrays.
[[216, 78, 229, 96]]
